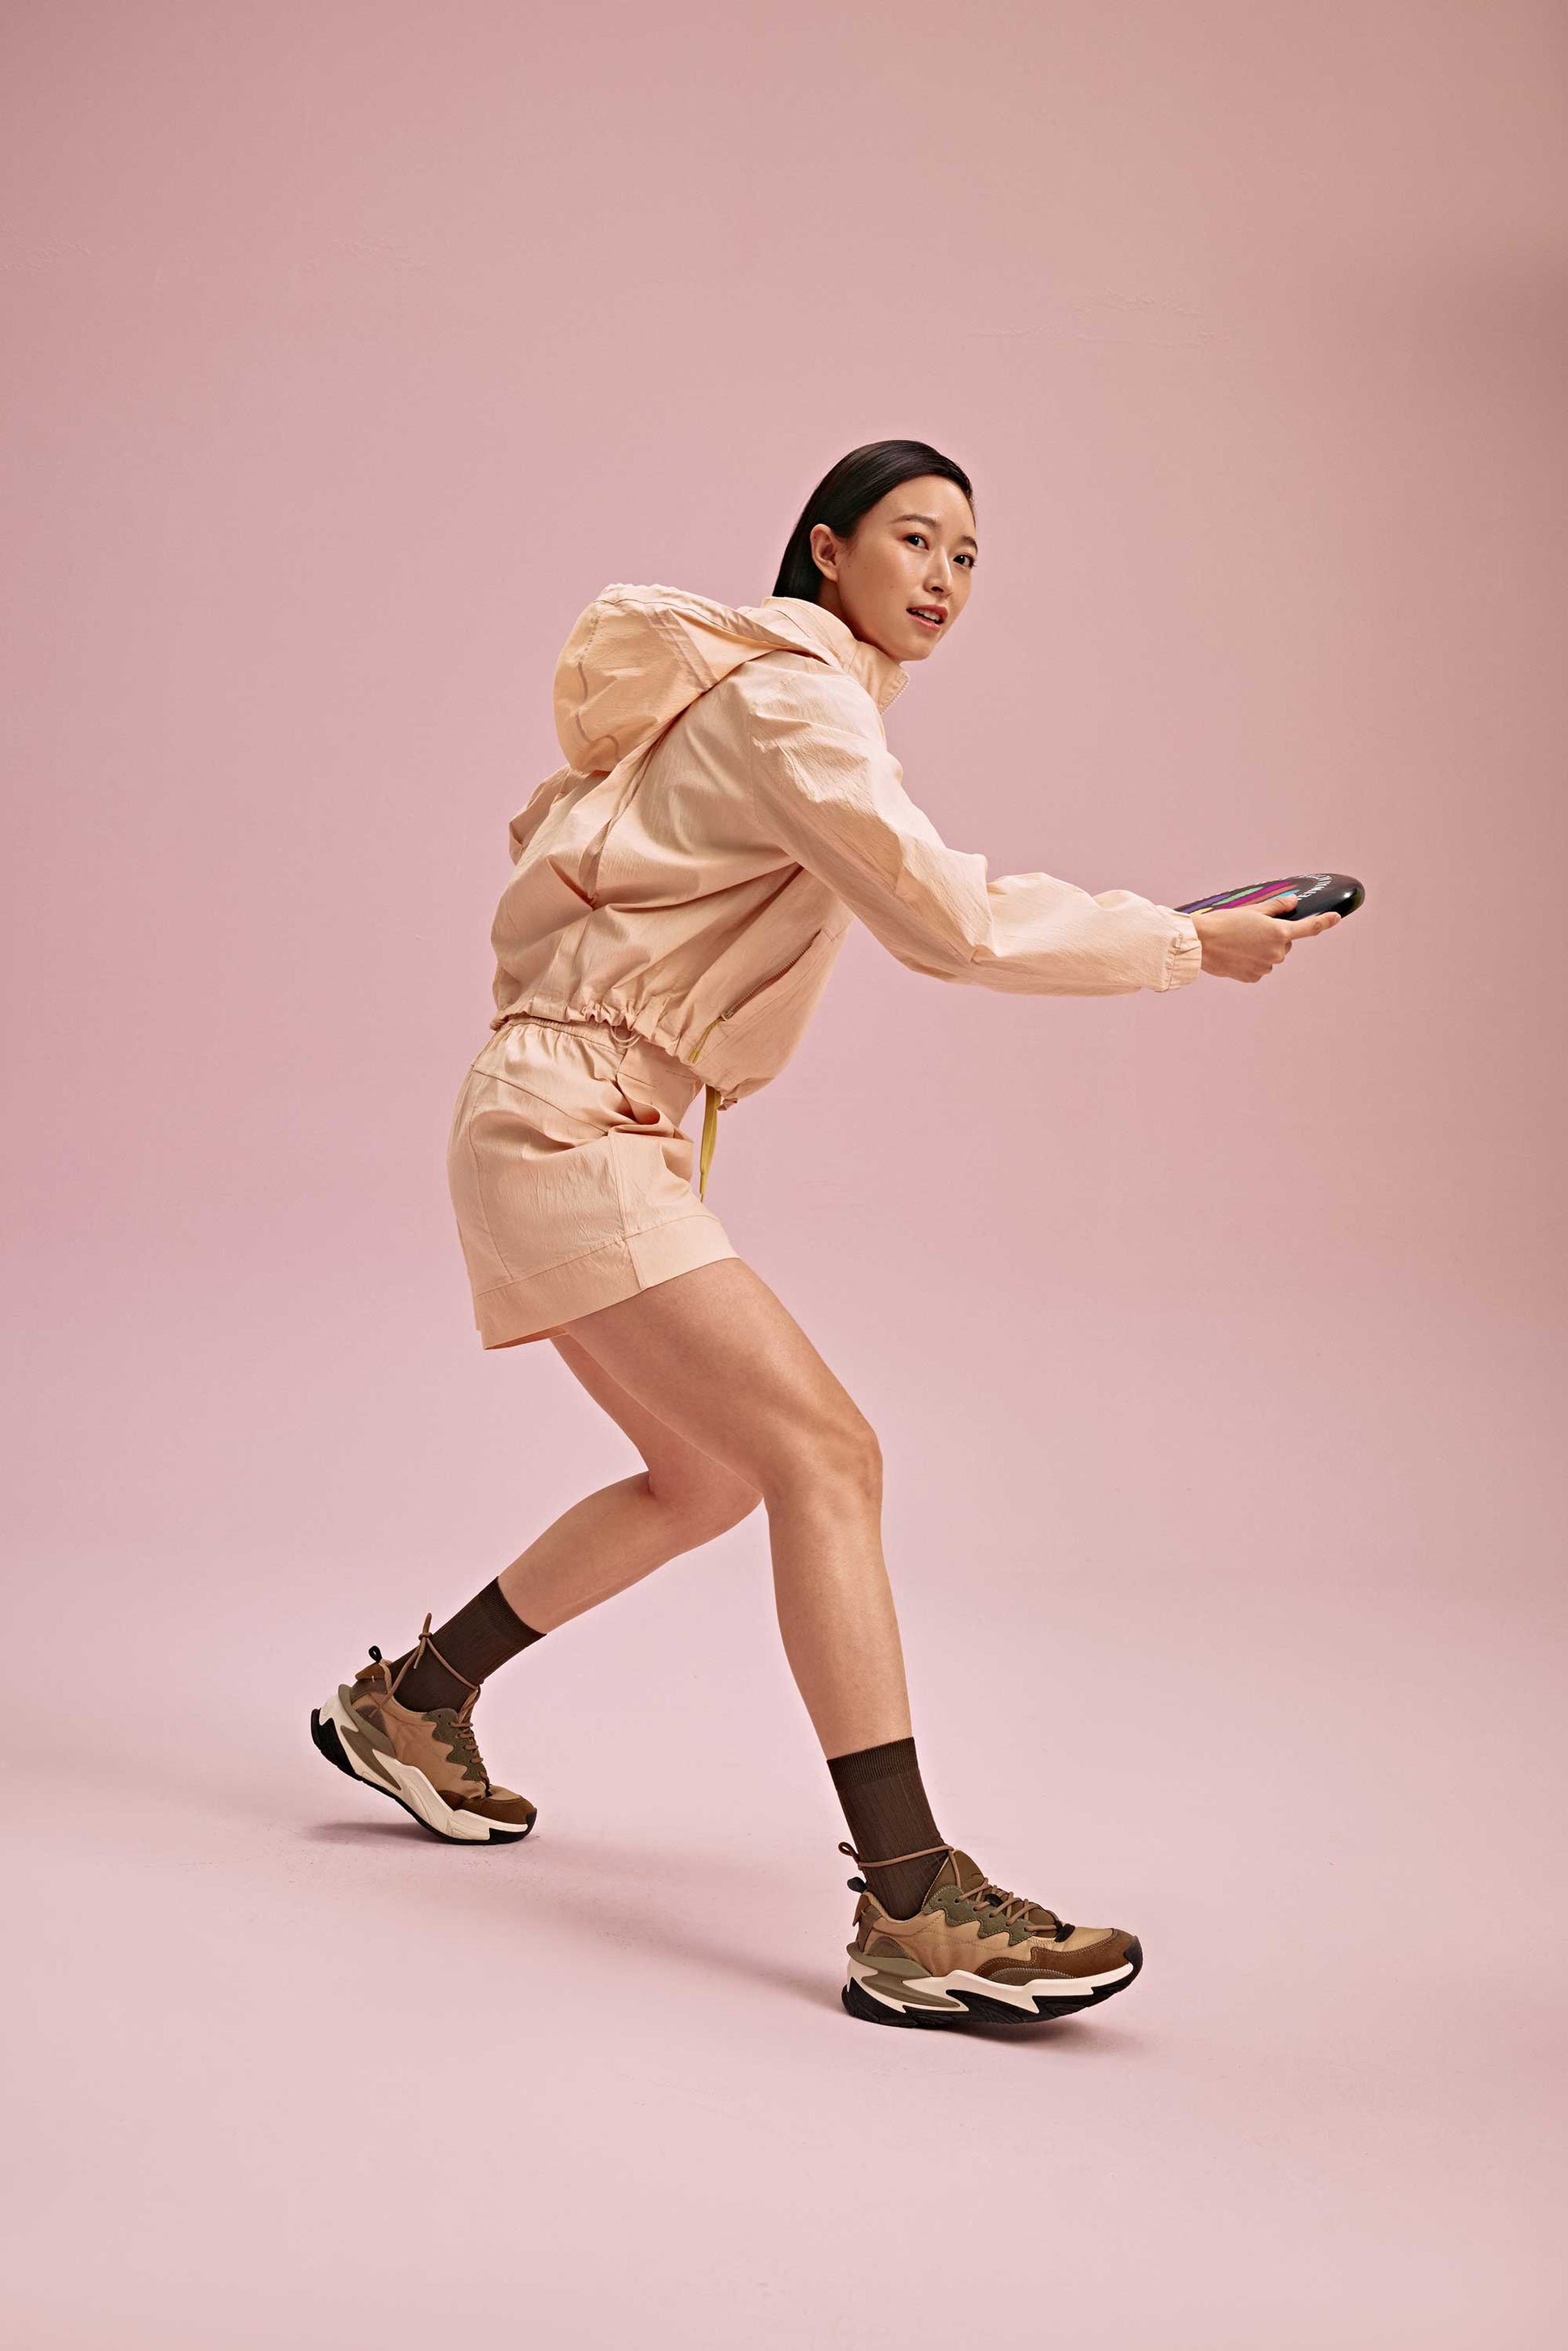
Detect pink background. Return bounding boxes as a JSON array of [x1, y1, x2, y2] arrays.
[[4, 3, 1564, 2344]]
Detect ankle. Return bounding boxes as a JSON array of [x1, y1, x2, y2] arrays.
[[828, 1735, 948, 1919], [380, 1582, 545, 1714], [381, 1619, 479, 1715], [859, 1848, 948, 1918], [389, 1652, 475, 1713]]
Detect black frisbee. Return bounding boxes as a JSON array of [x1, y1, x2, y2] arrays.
[[1176, 872, 1365, 921]]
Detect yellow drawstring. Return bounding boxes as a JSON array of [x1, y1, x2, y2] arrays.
[[699, 1083, 720, 1200]]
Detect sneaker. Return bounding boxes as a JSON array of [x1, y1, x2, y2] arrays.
[[309, 1620, 537, 1845], [840, 1842, 1142, 2028]]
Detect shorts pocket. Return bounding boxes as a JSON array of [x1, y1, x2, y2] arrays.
[[449, 1068, 626, 1290]]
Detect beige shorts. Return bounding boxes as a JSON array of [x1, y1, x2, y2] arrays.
[[446, 1010, 739, 1350]]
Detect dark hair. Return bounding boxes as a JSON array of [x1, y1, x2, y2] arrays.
[[771, 439, 975, 603]]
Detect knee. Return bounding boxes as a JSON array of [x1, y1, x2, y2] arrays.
[[768, 1404, 882, 1510]]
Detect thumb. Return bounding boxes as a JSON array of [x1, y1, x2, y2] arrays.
[[1260, 890, 1300, 915]]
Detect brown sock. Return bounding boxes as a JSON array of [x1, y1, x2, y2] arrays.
[[387, 1579, 545, 1711], [828, 1736, 949, 1918]]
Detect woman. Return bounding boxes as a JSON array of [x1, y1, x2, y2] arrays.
[[311, 440, 1341, 2030]]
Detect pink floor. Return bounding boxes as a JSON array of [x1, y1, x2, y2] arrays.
[[7, 1296, 1560, 2347]]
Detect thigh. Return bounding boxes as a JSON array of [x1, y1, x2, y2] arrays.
[[555, 1257, 877, 1495], [550, 1327, 760, 1518]]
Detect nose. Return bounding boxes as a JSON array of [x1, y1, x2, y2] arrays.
[[925, 552, 952, 595]]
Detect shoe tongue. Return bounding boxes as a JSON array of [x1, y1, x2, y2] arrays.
[[933, 1850, 1061, 1930]]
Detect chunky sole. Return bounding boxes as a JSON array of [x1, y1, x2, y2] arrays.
[[309, 1694, 534, 1846], [841, 1938, 1143, 2030]]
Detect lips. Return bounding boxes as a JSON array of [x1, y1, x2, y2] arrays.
[[908, 607, 947, 629]]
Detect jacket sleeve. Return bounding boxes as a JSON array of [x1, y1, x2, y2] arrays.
[[739, 658, 1203, 997]]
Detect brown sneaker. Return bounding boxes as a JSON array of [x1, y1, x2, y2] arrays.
[[840, 1842, 1142, 2028], [309, 1622, 536, 1845]]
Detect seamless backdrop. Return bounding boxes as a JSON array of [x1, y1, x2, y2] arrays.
[[3, 4, 1565, 2347]]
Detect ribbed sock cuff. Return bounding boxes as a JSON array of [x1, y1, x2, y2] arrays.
[[827, 1736, 947, 1917], [390, 1577, 545, 1710]]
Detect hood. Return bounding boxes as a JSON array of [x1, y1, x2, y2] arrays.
[[553, 583, 908, 778]]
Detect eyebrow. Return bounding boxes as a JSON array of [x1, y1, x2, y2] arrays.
[[893, 511, 978, 551]]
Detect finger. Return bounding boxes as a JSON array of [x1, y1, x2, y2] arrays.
[[1260, 891, 1300, 914], [1276, 912, 1334, 942]]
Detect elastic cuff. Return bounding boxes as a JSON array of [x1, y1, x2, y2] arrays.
[[1159, 911, 1204, 989]]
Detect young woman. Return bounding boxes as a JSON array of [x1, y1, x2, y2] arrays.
[[311, 440, 1341, 2030]]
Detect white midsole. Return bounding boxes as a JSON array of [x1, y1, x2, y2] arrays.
[[847, 1950, 1133, 2013], [320, 1692, 496, 1841]]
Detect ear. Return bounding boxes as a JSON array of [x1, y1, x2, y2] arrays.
[[808, 521, 840, 582]]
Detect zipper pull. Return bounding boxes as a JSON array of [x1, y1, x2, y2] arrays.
[[699, 1083, 720, 1200], [690, 1010, 725, 1060]]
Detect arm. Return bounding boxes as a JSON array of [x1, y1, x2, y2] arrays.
[[740, 656, 1203, 997]]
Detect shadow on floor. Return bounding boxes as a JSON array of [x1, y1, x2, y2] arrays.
[[301, 1813, 1148, 2048]]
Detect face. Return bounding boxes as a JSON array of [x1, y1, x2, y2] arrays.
[[809, 475, 977, 664]]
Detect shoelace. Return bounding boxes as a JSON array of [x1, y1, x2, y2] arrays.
[[839, 1839, 1071, 1939], [960, 1875, 1066, 1938], [371, 1619, 491, 1789], [433, 1706, 492, 1792]]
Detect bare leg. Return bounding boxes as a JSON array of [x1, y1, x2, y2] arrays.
[[550, 1257, 911, 1759], [329, 1255, 951, 1918], [495, 1331, 764, 1631]]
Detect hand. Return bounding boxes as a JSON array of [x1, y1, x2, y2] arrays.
[[1190, 890, 1342, 982]]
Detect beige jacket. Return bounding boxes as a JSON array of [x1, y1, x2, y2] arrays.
[[489, 584, 1202, 1182]]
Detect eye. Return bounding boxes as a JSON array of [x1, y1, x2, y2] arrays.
[[956, 552, 975, 569]]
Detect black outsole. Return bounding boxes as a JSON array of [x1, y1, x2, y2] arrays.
[[841, 1937, 1143, 2030], [309, 1708, 534, 1847]]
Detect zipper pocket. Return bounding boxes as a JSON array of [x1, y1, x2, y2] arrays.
[[686, 927, 834, 1076]]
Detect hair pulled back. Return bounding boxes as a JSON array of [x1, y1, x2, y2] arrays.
[[771, 439, 975, 603]]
